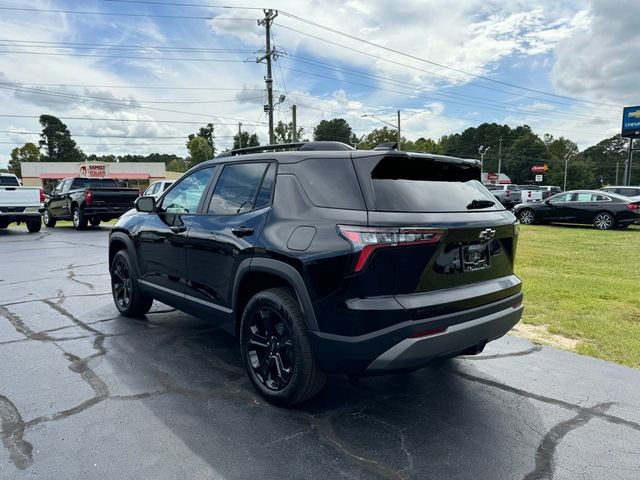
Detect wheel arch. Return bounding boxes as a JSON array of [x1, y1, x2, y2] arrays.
[[233, 257, 318, 335], [109, 232, 138, 273]]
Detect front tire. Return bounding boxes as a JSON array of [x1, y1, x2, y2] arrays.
[[26, 218, 41, 233], [110, 250, 153, 317], [518, 208, 536, 225], [593, 212, 614, 230], [43, 208, 56, 228], [72, 207, 87, 230], [240, 288, 326, 407]]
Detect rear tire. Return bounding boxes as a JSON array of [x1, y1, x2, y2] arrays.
[[110, 250, 153, 317], [518, 208, 535, 225], [26, 218, 41, 233], [593, 212, 614, 230], [72, 207, 87, 230], [90, 218, 101, 227], [240, 288, 326, 407], [43, 208, 56, 228]]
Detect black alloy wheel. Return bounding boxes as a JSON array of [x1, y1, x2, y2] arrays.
[[240, 288, 326, 406], [110, 250, 153, 317], [246, 306, 295, 391]]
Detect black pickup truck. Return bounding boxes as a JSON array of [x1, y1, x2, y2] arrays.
[[43, 177, 140, 230]]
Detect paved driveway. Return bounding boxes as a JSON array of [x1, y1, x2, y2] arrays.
[[1, 226, 639, 479]]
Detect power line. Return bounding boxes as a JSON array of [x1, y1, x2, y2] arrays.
[[0, 39, 255, 53], [100, 0, 263, 9], [277, 11, 621, 109], [0, 49, 252, 63], [0, 6, 257, 21], [0, 130, 236, 139], [0, 114, 265, 126]]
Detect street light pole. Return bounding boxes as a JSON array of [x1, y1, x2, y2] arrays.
[[397, 110, 401, 151], [563, 152, 572, 191], [479, 145, 490, 182]]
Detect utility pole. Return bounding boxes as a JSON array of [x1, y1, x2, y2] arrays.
[[238, 122, 242, 149], [257, 9, 278, 145], [479, 145, 490, 182], [615, 162, 619, 185], [397, 110, 401, 151], [497, 136, 502, 184], [292, 105, 297, 142]]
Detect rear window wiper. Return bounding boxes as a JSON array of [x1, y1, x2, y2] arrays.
[[467, 199, 495, 209]]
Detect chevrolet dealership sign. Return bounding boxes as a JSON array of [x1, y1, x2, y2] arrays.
[[622, 106, 640, 138]]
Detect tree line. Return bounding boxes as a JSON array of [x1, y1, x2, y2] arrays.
[[4, 113, 635, 188]]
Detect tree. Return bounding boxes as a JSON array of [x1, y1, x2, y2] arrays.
[[313, 118, 355, 144], [9, 142, 41, 177], [274, 121, 306, 144], [233, 131, 260, 150], [188, 123, 216, 156], [38, 114, 85, 162], [357, 127, 406, 150], [412, 137, 441, 153], [166, 159, 186, 172], [186, 136, 213, 167], [582, 134, 629, 186]]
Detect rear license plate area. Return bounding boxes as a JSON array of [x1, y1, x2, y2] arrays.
[[462, 242, 490, 272]]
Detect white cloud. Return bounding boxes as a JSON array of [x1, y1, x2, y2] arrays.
[[552, 0, 640, 105]]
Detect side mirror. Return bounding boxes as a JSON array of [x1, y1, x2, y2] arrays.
[[135, 196, 156, 213]]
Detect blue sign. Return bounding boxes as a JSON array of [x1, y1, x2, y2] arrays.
[[622, 106, 640, 138]]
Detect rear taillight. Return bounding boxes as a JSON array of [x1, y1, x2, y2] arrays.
[[39, 187, 45, 203], [338, 225, 444, 273], [85, 189, 92, 205], [626, 203, 640, 210]]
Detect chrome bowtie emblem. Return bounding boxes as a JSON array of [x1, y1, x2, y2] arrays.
[[479, 228, 496, 241]]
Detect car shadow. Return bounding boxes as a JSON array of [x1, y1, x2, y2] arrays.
[[98, 312, 546, 479]]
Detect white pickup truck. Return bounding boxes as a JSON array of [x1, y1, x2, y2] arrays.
[[517, 184, 544, 203], [0, 173, 44, 233]]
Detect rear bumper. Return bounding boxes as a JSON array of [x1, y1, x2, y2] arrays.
[[309, 292, 523, 375], [0, 210, 42, 222], [83, 206, 131, 218]]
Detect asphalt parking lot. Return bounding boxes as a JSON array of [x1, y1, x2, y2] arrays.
[[1, 226, 639, 480]]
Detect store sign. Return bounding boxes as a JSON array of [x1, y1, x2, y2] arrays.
[[79, 163, 107, 177], [622, 106, 640, 138]]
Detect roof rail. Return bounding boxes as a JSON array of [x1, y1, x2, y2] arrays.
[[373, 142, 399, 151], [215, 141, 354, 158]]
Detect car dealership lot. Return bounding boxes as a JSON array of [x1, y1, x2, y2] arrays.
[[1, 226, 639, 479]]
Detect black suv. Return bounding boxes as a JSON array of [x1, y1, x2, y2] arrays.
[[109, 142, 523, 406]]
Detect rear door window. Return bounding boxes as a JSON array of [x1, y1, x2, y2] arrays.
[[292, 157, 365, 210], [359, 155, 498, 212]]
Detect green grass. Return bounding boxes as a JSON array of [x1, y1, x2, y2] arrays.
[[516, 224, 640, 368]]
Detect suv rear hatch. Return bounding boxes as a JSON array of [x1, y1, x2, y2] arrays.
[[347, 152, 520, 320]]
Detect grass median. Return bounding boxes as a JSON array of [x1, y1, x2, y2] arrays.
[[515, 224, 640, 369]]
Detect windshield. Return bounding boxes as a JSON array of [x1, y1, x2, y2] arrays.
[[71, 178, 118, 189], [0, 176, 20, 186]]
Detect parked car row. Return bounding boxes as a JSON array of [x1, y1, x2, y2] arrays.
[[513, 190, 640, 230], [485, 183, 558, 208]]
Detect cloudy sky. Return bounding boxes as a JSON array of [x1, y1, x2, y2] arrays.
[[0, 0, 638, 168]]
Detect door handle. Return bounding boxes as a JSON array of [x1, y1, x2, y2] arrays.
[[231, 227, 254, 238], [170, 225, 187, 234]]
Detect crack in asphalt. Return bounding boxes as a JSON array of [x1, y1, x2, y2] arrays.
[[523, 402, 614, 480], [452, 370, 640, 433], [0, 395, 33, 470], [0, 292, 111, 308], [66, 270, 95, 290], [0, 306, 55, 341], [49, 261, 107, 273]]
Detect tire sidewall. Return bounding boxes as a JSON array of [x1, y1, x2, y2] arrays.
[[239, 290, 308, 405], [110, 250, 150, 317], [27, 218, 41, 233]]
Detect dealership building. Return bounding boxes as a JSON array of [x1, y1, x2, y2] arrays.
[[20, 161, 182, 191]]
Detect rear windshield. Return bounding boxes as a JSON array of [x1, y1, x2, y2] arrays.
[[71, 178, 118, 189], [0, 176, 20, 186], [364, 156, 500, 212]]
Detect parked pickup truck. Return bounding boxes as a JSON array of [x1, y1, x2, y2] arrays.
[[484, 183, 521, 209], [0, 173, 44, 233], [43, 177, 139, 230], [517, 185, 544, 203]]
